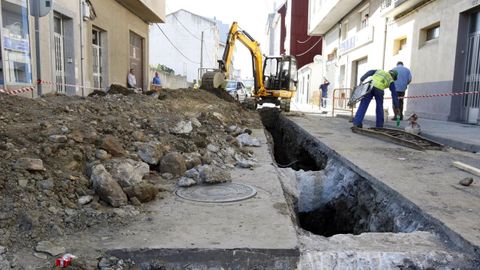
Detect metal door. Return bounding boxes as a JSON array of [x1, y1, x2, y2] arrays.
[[129, 32, 143, 89], [54, 15, 65, 93], [463, 11, 480, 122]]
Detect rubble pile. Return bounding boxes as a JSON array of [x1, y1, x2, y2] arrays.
[[0, 88, 261, 256]]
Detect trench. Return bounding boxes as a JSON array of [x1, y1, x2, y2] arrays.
[[259, 109, 480, 268]]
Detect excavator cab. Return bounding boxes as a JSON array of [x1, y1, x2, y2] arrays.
[[263, 56, 297, 92]]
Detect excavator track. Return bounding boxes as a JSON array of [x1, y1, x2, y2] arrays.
[[351, 127, 444, 151]]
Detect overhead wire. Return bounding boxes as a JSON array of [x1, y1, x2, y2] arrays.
[[155, 23, 200, 64], [295, 37, 322, 57], [296, 36, 313, 44], [172, 13, 202, 41]]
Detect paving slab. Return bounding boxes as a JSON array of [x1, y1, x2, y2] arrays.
[[287, 114, 480, 253], [57, 129, 299, 268]]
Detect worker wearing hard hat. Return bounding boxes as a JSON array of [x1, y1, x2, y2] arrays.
[[353, 69, 400, 128]]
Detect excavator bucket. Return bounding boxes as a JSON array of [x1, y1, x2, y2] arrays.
[[201, 71, 225, 90]]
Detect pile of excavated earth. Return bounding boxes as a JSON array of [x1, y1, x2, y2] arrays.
[[0, 87, 261, 268]]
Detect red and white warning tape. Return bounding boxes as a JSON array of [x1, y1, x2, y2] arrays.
[[0, 80, 104, 96], [0, 86, 36, 95], [385, 91, 480, 100]]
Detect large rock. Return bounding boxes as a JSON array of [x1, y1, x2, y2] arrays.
[[106, 159, 150, 188], [14, 158, 46, 171], [170, 120, 193, 134], [90, 164, 127, 207], [183, 153, 202, 169], [137, 142, 164, 165], [236, 133, 261, 147], [100, 136, 127, 157], [199, 165, 232, 184], [160, 152, 187, 177], [49, 135, 68, 143], [35, 240, 66, 256], [123, 183, 158, 203], [177, 177, 197, 187]]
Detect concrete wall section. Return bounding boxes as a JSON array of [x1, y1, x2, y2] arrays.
[[406, 81, 453, 121]]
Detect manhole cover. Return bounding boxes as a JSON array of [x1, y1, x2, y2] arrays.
[[175, 183, 257, 203]]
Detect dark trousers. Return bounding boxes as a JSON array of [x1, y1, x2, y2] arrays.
[[397, 92, 405, 118], [353, 87, 385, 128]]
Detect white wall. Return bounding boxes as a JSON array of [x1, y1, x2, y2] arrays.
[[149, 10, 220, 82]]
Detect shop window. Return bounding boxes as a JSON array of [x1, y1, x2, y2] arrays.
[[393, 37, 407, 55], [1, 0, 32, 84]]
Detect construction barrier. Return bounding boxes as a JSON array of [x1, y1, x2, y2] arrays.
[[332, 88, 354, 118]]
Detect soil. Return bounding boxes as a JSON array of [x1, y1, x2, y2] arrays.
[[0, 88, 261, 264]]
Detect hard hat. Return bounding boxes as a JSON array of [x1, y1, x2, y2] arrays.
[[389, 70, 398, 80]]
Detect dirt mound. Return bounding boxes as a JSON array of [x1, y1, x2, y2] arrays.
[[0, 89, 261, 256]]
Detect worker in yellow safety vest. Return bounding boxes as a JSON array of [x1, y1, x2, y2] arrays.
[[353, 69, 400, 128]]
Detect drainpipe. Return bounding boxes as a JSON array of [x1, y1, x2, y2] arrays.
[[79, 0, 85, 96], [381, 17, 388, 70]]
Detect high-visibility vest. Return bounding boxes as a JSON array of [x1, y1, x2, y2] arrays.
[[371, 70, 393, 90]]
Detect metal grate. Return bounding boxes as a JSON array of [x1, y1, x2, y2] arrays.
[[463, 33, 480, 110]]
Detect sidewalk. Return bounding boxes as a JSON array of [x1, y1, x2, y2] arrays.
[[363, 115, 480, 153]]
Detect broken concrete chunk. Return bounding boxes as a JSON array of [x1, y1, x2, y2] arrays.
[[137, 141, 164, 165], [14, 158, 46, 171], [123, 183, 158, 203], [185, 168, 201, 181], [160, 152, 187, 177], [207, 144, 220, 153], [49, 135, 68, 143], [78, 195, 93, 205], [191, 117, 202, 128], [95, 149, 111, 160], [35, 240, 66, 256], [170, 120, 193, 134], [199, 165, 231, 184], [100, 136, 127, 157], [90, 164, 127, 207], [106, 159, 150, 188], [177, 177, 197, 187], [236, 133, 261, 147], [459, 177, 474, 187]]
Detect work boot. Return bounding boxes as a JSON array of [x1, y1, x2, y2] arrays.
[[352, 124, 363, 129]]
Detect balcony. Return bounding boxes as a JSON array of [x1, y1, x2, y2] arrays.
[[338, 26, 374, 55], [308, 0, 363, 35], [115, 0, 165, 23], [381, 0, 427, 18]]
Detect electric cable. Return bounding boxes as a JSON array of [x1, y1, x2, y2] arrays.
[[155, 23, 200, 64], [295, 37, 322, 57], [172, 13, 202, 41], [297, 36, 313, 44]]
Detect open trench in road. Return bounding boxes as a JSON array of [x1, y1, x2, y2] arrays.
[[260, 109, 480, 269]]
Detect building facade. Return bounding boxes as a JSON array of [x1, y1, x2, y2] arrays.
[[0, 0, 165, 97], [309, 0, 480, 123], [267, 0, 323, 107], [149, 9, 229, 83]]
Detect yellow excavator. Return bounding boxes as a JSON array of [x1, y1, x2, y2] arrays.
[[201, 22, 298, 112]]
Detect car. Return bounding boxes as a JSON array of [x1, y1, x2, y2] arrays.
[[224, 80, 248, 102]]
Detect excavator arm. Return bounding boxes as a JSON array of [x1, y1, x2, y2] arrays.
[[202, 22, 266, 96]]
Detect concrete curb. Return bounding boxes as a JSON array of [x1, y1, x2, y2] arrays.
[[335, 114, 480, 153]]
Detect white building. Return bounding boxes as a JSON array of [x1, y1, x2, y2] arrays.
[[150, 9, 224, 82], [309, 0, 480, 123]]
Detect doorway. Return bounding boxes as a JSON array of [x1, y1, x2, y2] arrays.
[[129, 31, 144, 89], [463, 10, 480, 123], [53, 14, 65, 93], [353, 57, 368, 87]]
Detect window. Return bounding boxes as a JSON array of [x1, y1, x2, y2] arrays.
[[359, 5, 370, 29], [419, 22, 440, 47], [1, 0, 32, 84], [341, 21, 349, 40], [426, 25, 440, 41], [393, 37, 407, 55], [92, 28, 105, 89]]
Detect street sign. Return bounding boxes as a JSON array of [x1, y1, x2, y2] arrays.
[[30, 0, 54, 17]]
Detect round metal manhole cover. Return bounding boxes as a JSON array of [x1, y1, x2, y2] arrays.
[[175, 183, 257, 203]]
